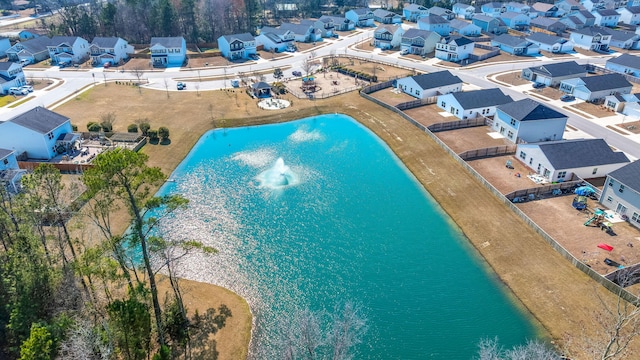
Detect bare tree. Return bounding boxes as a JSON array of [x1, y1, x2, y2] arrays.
[[302, 57, 314, 77], [475, 337, 561, 360], [132, 67, 144, 94], [163, 78, 170, 99]]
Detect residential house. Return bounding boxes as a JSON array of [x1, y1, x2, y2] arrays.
[[530, 17, 568, 34], [90, 37, 133, 66], [521, 61, 587, 86], [491, 34, 540, 55], [345, 8, 375, 27], [526, 33, 574, 53], [429, 6, 456, 20], [394, 71, 463, 99], [400, 29, 442, 56], [603, 92, 640, 114], [319, 15, 355, 31], [592, 9, 621, 27], [492, 98, 568, 143], [18, 28, 47, 40], [555, 0, 584, 16], [0, 148, 26, 193], [617, 6, 640, 25], [301, 18, 334, 38], [149, 36, 186, 67], [0, 62, 26, 94], [569, 26, 611, 51], [504, 2, 531, 15], [516, 139, 630, 182], [531, 2, 558, 17], [574, 9, 597, 27], [599, 160, 640, 228], [560, 15, 588, 29], [472, 14, 509, 34], [604, 28, 640, 50], [5, 36, 52, 64], [452, 3, 476, 19], [606, 53, 640, 76], [373, 9, 402, 24], [437, 88, 513, 119], [280, 22, 322, 43], [449, 19, 482, 36], [0, 37, 10, 58], [373, 24, 405, 50], [559, 74, 633, 101], [47, 36, 90, 65], [481, 2, 505, 17], [403, 4, 429, 22], [435, 36, 475, 62], [218, 33, 257, 60], [418, 14, 451, 36], [500, 11, 531, 30], [582, 0, 605, 11], [257, 27, 296, 53], [0, 107, 78, 161]]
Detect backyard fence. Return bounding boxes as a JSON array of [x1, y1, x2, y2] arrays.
[[504, 180, 585, 201], [585, 64, 640, 85], [359, 89, 639, 304], [396, 96, 437, 110], [427, 116, 488, 132], [469, 45, 501, 62], [458, 145, 516, 161]]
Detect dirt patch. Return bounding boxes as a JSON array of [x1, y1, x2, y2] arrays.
[[615, 120, 640, 134], [495, 71, 530, 86], [367, 86, 416, 106], [436, 125, 512, 154], [570, 101, 616, 118]]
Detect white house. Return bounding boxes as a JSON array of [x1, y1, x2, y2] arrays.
[[150, 37, 187, 67], [257, 27, 296, 53], [0, 107, 78, 160], [521, 61, 587, 86], [0, 62, 26, 94], [603, 93, 640, 115], [559, 74, 633, 101], [279, 22, 322, 43], [429, 6, 456, 20], [449, 19, 482, 37], [529, 17, 567, 34], [400, 29, 441, 56], [515, 139, 630, 182], [452, 3, 475, 19], [373, 25, 404, 50], [491, 34, 540, 55], [617, 6, 640, 25], [481, 2, 505, 17], [504, 1, 530, 15], [500, 11, 531, 30], [47, 36, 90, 65], [600, 160, 640, 228], [606, 53, 640, 77], [531, 2, 558, 17], [218, 33, 257, 60], [345, 8, 375, 27], [373, 9, 402, 24], [6, 36, 52, 64], [0, 148, 26, 193], [394, 71, 463, 99], [472, 14, 509, 34], [90, 37, 133, 66], [319, 15, 355, 31], [301, 18, 334, 38], [525, 33, 574, 53], [592, 9, 621, 27], [435, 36, 475, 62], [492, 99, 568, 143], [418, 14, 451, 36], [437, 88, 513, 119], [605, 28, 640, 50], [569, 26, 611, 51], [403, 4, 429, 22]]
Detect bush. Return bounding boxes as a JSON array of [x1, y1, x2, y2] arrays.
[[87, 122, 101, 132], [147, 129, 158, 141], [71, 124, 78, 131], [127, 124, 138, 133], [100, 121, 113, 132], [158, 127, 170, 140], [139, 122, 151, 136]]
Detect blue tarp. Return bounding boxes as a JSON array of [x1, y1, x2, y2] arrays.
[[574, 186, 595, 196]]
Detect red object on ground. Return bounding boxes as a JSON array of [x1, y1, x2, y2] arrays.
[[598, 243, 613, 251]]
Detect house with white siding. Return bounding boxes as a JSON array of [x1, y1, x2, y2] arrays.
[[394, 71, 463, 99], [592, 9, 621, 27], [429, 6, 456, 20], [500, 11, 531, 30], [472, 14, 508, 34], [492, 99, 568, 143], [5, 36, 52, 64], [559, 74, 633, 101], [569, 26, 611, 51], [47, 36, 90, 65], [449, 19, 482, 36], [90, 37, 134, 66], [0, 107, 78, 161], [452, 3, 475, 19], [606, 53, 640, 77], [526, 33, 574, 53], [515, 139, 630, 182], [418, 14, 451, 36], [600, 160, 640, 228], [437, 88, 513, 119], [257, 27, 296, 53], [403, 4, 429, 22], [218, 33, 257, 60], [435, 36, 475, 62], [280, 22, 323, 43], [0, 62, 26, 94], [618, 6, 640, 25], [373, 9, 402, 24], [373, 24, 405, 50], [521, 61, 587, 86], [504, 2, 530, 15], [481, 2, 505, 17], [150, 37, 186, 67], [345, 8, 375, 27], [605, 28, 640, 50], [400, 29, 441, 56]]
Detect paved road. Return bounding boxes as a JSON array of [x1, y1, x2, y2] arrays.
[[8, 26, 639, 159]]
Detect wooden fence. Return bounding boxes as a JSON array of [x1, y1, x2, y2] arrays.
[[469, 44, 501, 62], [428, 116, 488, 132], [359, 89, 639, 304], [504, 180, 585, 201], [18, 161, 93, 173], [458, 145, 516, 160], [585, 64, 640, 84], [396, 96, 437, 110]]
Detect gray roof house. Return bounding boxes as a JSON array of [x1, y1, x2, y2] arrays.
[[516, 139, 630, 182], [560, 74, 633, 101], [373, 8, 402, 24], [6, 36, 52, 63], [606, 53, 640, 77], [521, 61, 587, 86], [491, 34, 539, 55], [437, 88, 513, 119], [394, 70, 463, 99], [602, 28, 640, 50], [492, 98, 568, 143], [600, 160, 640, 228], [400, 28, 442, 55], [529, 17, 567, 34], [525, 32, 574, 53]]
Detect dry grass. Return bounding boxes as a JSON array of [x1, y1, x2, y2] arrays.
[[571, 101, 618, 118], [53, 83, 640, 358], [495, 71, 530, 86]]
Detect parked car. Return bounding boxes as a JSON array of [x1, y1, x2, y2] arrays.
[[532, 83, 545, 89], [8, 87, 28, 95], [176, 82, 186, 90], [19, 59, 30, 66], [400, 48, 409, 55], [19, 85, 33, 93], [560, 94, 575, 102], [103, 62, 111, 68], [292, 70, 302, 77], [248, 53, 260, 60]]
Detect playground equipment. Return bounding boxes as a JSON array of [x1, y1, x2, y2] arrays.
[[585, 208, 615, 234], [572, 195, 588, 211], [505, 160, 514, 169]]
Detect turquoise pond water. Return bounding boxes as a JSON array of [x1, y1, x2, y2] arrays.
[[155, 114, 539, 359]]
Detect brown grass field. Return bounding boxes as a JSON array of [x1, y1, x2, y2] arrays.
[[53, 83, 640, 358]]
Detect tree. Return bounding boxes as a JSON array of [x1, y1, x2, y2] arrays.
[[128, 124, 139, 133], [158, 127, 170, 142], [138, 121, 151, 136], [87, 122, 101, 132], [475, 337, 562, 360], [107, 287, 152, 360], [273, 67, 283, 79], [100, 112, 116, 132], [302, 57, 314, 77], [19, 323, 54, 360]]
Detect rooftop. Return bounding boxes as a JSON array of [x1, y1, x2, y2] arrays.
[[608, 160, 640, 192], [498, 98, 567, 121], [4, 107, 70, 134], [537, 139, 630, 169]]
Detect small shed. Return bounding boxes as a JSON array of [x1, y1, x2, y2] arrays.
[[251, 82, 272, 98]]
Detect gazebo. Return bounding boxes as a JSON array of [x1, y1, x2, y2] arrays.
[[251, 82, 272, 98]]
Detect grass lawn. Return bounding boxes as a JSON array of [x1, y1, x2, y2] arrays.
[[54, 83, 640, 359]]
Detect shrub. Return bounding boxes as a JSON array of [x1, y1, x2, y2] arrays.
[[100, 121, 113, 132], [158, 127, 170, 140], [87, 122, 101, 132], [128, 124, 138, 133], [139, 122, 151, 136], [71, 124, 78, 131], [147, 129, 158, 141]]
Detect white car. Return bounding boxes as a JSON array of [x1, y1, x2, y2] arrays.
[[8, 87, 28, 95], [20, 85, 33, 93]]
